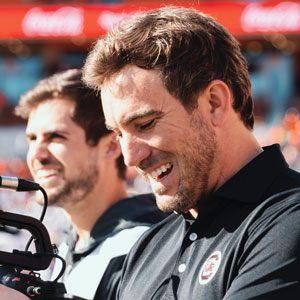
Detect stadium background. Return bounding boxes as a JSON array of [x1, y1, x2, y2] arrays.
[[0, 0, 300, 267]]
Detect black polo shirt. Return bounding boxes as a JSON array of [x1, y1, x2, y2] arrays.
[[117, 144, 300, 300]]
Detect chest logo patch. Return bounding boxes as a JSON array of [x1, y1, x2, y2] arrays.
[[199, 251, 222, 285]]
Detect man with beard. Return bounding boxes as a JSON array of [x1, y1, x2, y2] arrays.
[[80, 6, 300, 300], [10, 68, 166, 300], [2, 6, 300, 300]]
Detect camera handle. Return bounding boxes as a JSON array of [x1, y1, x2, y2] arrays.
[[0, 210, 53, 270]]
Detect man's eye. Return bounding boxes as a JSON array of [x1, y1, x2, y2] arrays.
[[49, 133, 65, 140], [27, 135, 36, 142], [140, 120, 155, 130]]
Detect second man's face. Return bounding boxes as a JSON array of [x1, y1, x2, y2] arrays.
[[26, 98, 99, 207], [101, 65, 217, 213]]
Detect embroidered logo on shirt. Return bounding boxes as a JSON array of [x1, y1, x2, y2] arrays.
[[199, 251, 222, 285]]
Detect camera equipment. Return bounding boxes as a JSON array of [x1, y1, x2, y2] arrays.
[[0, 176, 86, 300]]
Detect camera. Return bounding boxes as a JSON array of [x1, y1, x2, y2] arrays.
[[0, 176, 86, 300]]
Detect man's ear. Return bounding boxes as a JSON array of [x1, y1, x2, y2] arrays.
[[100, 132, 122, 160], [203, 80, 232, 127]]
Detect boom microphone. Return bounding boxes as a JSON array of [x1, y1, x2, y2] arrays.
[[0, 176, 40, 192]]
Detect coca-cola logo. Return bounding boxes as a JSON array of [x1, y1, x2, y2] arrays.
[[22, 7, 84, 37], [241, 2, 300, 32], [97, 10, 139, 31]]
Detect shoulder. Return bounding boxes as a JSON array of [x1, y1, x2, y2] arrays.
[[251, 188, 300, 225], [272, 167, 300, 191], [245, 188, 300, 250], [221, 189, 300, 298]]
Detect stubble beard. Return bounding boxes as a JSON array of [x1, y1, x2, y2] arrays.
[[157, 114, 217, 214], [35, 166, 99, 208]]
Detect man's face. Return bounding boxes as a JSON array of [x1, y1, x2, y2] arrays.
[[26, 99, 99, 207], [101, 65, 217, 213]]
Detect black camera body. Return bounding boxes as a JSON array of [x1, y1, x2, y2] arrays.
[[0, 266, 68, 300], [0, 204, 85, 299]]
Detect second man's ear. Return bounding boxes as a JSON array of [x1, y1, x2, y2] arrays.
[[101, 132, 122, 160]]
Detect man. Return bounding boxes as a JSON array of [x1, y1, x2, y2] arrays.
[[8, 69, 166, 300], [81, 6, 300, 299], [2, 6, 300, 300]]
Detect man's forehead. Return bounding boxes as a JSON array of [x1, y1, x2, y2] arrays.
[[101, 65, 165, 129], [26, 100, 74, 133], [26, 119, 70, 135], [28, 98, 74, 117], [102, 65, 161, 98]]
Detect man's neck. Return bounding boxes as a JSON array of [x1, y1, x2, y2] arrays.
[[64, 182, 128, 246], [189, 133, 263, 220]]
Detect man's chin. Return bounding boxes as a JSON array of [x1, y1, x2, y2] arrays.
[[155, 191, 196, 214], [35, 190, 62, 207], [155, 194, 179, 213]]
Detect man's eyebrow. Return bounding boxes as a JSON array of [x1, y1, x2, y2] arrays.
[[26, 129, 69, 137], [106, 110, 162, 132]]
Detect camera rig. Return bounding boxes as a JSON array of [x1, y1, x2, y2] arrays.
[[0, 176, 85, 300]]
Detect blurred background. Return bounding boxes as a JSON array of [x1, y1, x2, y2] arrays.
[[0, 0, 300, 257]]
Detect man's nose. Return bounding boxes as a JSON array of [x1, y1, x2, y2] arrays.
[[120, 133, 150, 167], [28, 140, 50, 162]]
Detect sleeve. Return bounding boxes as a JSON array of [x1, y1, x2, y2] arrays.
[[224, 201, 300, 300]]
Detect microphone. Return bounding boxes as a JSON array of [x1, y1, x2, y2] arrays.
[[0, 176, 40, 192]]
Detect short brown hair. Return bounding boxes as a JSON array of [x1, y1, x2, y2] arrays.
[[15, 69, 126, 179], [83, 6, 254, 129]]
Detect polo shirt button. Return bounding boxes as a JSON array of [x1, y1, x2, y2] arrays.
[[189, 233, 197, 241], [178, 264, 186, 273]]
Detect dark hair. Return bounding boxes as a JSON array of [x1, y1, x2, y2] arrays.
[[15, 69, 126, 179], [83, 6, 254, 129]]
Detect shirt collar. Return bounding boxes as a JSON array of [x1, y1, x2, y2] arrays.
[[73, 193, 158, 256], [213, 144, 288, 204]]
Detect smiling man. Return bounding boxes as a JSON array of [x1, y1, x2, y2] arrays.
[[10, 69, 166, 300], [100, 65, 220, 217], [81, 6, 300, 300]]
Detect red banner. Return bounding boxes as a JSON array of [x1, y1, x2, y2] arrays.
[[0, 2, 300, 40]]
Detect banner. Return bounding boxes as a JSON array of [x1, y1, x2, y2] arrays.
[[0, 2, 300, 40]]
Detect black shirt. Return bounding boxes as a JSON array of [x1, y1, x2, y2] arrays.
[[117, 144, 300, 300]]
